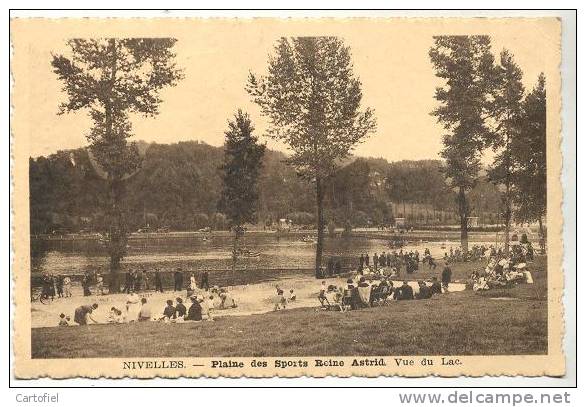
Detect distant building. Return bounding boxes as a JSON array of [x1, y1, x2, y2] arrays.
[[395, 217, 406, 228]]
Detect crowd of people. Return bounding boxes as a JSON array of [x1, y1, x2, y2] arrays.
[[50, 238, 538, 325], [57, 278, 237, 326], [316, 269, 451, 312], [467, 244, 535, 291], [38, 267, 212, 301], [357, 248, 439, 277]]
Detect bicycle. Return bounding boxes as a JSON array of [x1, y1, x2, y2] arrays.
[[31, 287, 53, 305]]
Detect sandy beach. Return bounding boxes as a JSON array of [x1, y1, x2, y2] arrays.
[[31, 275, 466, 328]]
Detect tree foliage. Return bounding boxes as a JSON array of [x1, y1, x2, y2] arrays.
[[511, 74, 547, 226], [218, 110, 266, 228], [485, 50, 525, 252], [429, 35, 495, 253], [247, 36, 376, 276], [51, 38, 183, 289]]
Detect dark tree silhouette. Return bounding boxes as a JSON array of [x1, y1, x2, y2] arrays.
[[512, 74, 547, 252], [486, 50, 525, 254], [218, 110, 266, 271], [429, 35, 495, 256]]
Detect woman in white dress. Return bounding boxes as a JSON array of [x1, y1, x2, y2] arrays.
[[125, 292, 141, 322]]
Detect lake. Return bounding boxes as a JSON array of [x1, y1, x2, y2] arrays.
[[30, 231, 507, 277]]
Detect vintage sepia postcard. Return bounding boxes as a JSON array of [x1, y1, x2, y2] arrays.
[[11, 15, 565, 379]]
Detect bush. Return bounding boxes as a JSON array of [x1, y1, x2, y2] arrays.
[[351, 210, 370, 227], [287, 211, 315, 225], [211, 212, 228, 230], [192, 213, 209, 229]]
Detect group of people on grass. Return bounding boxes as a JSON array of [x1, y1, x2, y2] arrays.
[[317, 262, 452, 312], [467, 249, 535, 291], [272, 285, 297, 311], [58, 281, 236, 326]]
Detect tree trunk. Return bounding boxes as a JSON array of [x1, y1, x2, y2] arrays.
[[315, 176, 325, 278], [232, 229, 239, 273], [503, 182, 512, 254], [457, 186, 469, 257], [106, 39, 123, 294], [107, 176, 126, 293], [538, 217, 546, 254]]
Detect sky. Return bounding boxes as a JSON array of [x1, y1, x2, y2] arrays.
[[11, 18, 560, 161]]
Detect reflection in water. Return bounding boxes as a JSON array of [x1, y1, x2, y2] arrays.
[[31, 234, 496, 276]]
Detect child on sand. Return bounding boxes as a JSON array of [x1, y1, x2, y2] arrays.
[[58, 313, 69, 326], [288, 288, 296, 302], [273, 285, 286, 311], [108, 307, 124, 323]]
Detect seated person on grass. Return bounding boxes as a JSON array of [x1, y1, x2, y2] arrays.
[[429, 277, 442, 295], [174, 297, 187, 320], [396, 281, 414, 300], [138, 297, 152, 321], [200, 296, 214, 321], [288, 288, 296, 302], [162, 299, 176, 321], [74, 303, 99, 326], [108, 307, 124, 324], [416, 281, 432, 299], [185, 296, 203, 322]]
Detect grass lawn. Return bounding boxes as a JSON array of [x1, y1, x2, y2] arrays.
[[31, 257, 548, 358]]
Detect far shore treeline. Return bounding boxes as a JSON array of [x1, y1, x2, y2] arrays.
[[29, 140, 503, 235]]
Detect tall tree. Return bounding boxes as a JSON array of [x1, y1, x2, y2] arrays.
[[511, 74, 547, 252], [429, 35, 495, 256], [486, 50, 525, 254], [52, 38, 183, 291], [218, 110, 266, 271], [247, 37, 376, 277]]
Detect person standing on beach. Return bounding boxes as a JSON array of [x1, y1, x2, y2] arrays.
[[189, 272, 197, 292], [62, 275, 72, 297], [174, 269, 183, 292], [142, 269, 150, 291], [95, 273, 105, 295], [365, 253, 370, 267], [154, 269, 163, 293], [441, 261, 452, 292], [134, 270, 142, 292], [81, 273, 91, 296], [56, 275, 64, 298], [200, 271, 209, 291]]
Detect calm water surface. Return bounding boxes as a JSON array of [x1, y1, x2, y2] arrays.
[[31, 232, 505, 276]]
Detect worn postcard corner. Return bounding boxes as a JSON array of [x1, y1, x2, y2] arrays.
[[10, 16, 565, 379]]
